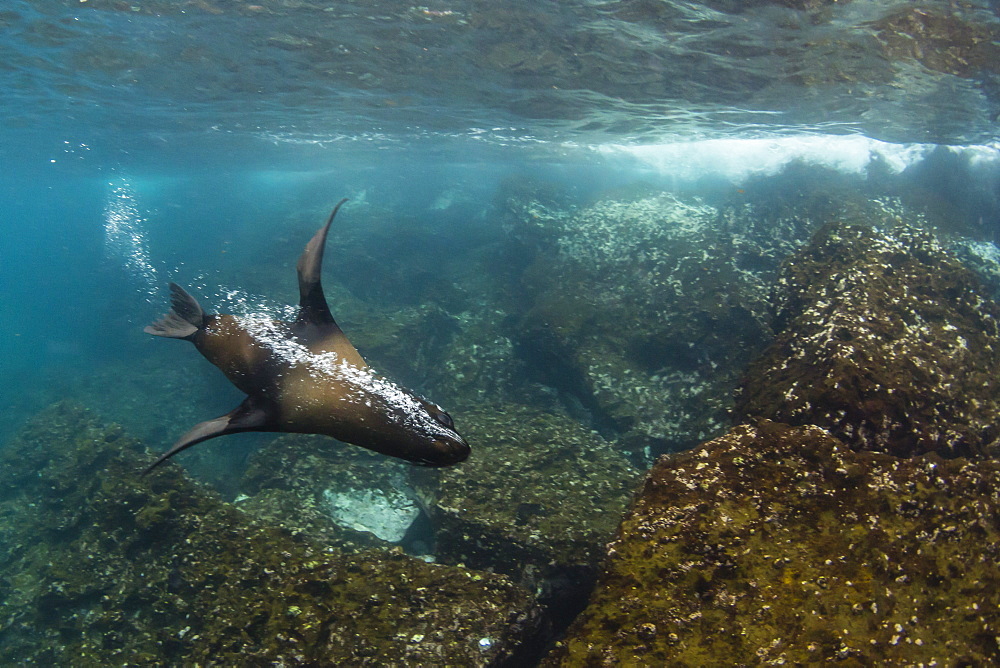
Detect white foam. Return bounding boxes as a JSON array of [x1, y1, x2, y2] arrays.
[[957, 142, 1000, 169], [599, 135, 941, 182]]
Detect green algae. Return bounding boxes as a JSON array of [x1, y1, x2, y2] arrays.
[[0, 402, 541, 666], [547, 421, 1000, 666]]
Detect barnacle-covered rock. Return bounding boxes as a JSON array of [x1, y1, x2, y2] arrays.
[[506, 192, 774, 459], [499, 172, 918, 462], [431, 404, 641, 611], [738, 221, 1000, 458], [353, 300, 530, 414], [344, 302, 462, 392], [238, 404, 640, 625], [0, 403, 542, 666], [952, 237, 1000, 300], [547, 420, 1000, 666], [424, 306, 531, 411]]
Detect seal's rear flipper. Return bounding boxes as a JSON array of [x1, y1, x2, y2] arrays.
[[141, 397, 273, 476], [145, 283, 206, 339]]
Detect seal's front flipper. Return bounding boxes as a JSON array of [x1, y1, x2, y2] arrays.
[[145, 283, 206, 339], [141, 398, 273, 476]]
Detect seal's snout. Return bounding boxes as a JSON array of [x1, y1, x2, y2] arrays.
[[430, 434, 470, 466]]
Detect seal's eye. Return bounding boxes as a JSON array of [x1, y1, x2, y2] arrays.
[[418, 397, 455, 430], [436, 410, 454, 429]]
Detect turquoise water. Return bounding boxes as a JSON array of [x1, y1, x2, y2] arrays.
[[2, 0, 1000, 541], [3, 0, 1000, 663], [0, 151, 632, 442], [1, 8, 997, 467]]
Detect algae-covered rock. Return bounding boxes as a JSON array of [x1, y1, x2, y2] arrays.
[[498, 172, 907, 462], [351, 300, 530, 414], [506, 192, 774, 459], [874, 7, 1000, 79], [344, 302, 461, 391], [0, 402, 542, 666], [548, 420, 1000, 666], [738, 221, 1000, 458], [431, 404, 641, 605], [237, 404, 640, 629], [953, 237, 1000, 300], [239, 433, 428, 553]]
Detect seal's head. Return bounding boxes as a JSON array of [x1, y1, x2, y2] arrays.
[[411, 399, 470, 466], [371, 396, 468, 466]]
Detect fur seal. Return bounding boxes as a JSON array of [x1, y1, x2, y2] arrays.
[[142, 199, 469, 475]]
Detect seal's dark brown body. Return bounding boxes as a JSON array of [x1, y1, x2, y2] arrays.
[[143, 199, 469, 474]]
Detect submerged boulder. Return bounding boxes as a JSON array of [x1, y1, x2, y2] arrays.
[[874, 7, 1000, 79], [738, 221, 1000, 458], [0, 403, 541, 666], [431, 404, 641, 614], [548, 420, 1000, 666], [497, 172, 904, 462], [239, 434, 426, 554], [505, 192, 774, 459]]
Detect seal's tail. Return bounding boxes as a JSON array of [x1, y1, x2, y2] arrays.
[[144, 283, 205, 339]]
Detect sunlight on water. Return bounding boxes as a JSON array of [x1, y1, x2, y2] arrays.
[[103, 178, 159, 302]]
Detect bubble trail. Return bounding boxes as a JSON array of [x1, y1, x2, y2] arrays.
[[103, 178, 158, 301]]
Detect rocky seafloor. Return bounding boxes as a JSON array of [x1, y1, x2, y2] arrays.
[[4, 159, 1000, 664], [0, 403, 543, 665], [546, 207, 1000, 663]]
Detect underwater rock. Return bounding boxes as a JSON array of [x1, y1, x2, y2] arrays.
[[0, 403, 541, 666], [429, 404, 641, 618], [238, 403, 642, 629], [239, 433, 430, 553], [738, 221, 1000, 458], [321, 485, 420, 543], [700, 0, 844, 15], [427, 305, 531, 410], [235, 485, 391, 555], [953, 238, 1000, 301], [504, 190, 777, 459], [346, 301, 529, 412], [327, 203, 471, 311], [351, 303, 461, 387], [874, 7, 1000, 79], [547, 420, 1000, 666]]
